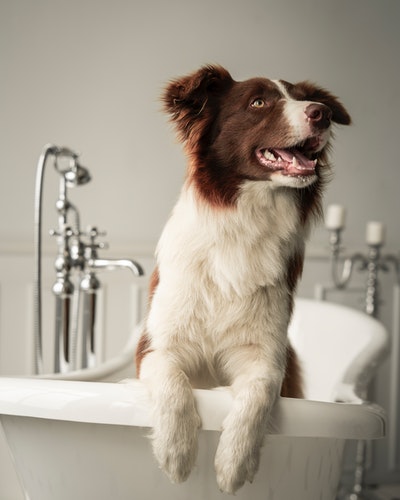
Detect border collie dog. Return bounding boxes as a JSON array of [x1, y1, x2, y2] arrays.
[[136, 65, 350, 494]]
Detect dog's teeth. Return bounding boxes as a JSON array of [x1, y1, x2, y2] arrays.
[[292, 156, 299, 168], [263, 150, 276, 161], [313, 159, 318, 166]]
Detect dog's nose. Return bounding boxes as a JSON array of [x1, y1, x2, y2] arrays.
[[305, 103, 332, 129]]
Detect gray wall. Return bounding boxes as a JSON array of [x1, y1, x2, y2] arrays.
[[1, 0, 400, 491], [1, 0, 399, 254]]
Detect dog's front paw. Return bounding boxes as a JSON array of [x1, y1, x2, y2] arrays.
[[214, 437, 261, 494], [152, 405, 201, 483]]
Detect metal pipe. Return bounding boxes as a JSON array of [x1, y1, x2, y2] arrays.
[[33, 144, 59, 375], [52, 227, 75, 373], [69, 287, 81, 372], [80, 271, 101, 369], [54, 295, 72, 373], [81, 292, 97, 369]]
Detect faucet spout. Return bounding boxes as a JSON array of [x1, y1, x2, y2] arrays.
[[88, 258, 144, 277]]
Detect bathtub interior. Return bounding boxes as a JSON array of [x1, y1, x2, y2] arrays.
[[288, 299, 389, 402]]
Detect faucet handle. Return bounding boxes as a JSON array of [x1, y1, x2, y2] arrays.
[[49, 226, 77, 255], [49, 226, 75, 239], [86, 226, 107, 240], [84, 226, 109, 258]]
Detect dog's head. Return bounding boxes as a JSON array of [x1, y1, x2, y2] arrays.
[[163, 65, 350, 208]]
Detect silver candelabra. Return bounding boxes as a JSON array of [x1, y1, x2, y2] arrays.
[[326, 204, 400, 318]]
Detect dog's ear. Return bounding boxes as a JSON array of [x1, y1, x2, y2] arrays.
[[162, 65, 234, 141], [297, 82, 352, 126]]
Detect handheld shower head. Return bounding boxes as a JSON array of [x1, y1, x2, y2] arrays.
[[54, 148, 91, 187], [64, 163, 91, 187]]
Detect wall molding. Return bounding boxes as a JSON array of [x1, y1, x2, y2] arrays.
[[0, 240, 157, 259], [2, 239, 396, 261]]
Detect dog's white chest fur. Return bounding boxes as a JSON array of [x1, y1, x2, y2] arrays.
[[147, 180, 306, 361], [159, 181, 302, 288]]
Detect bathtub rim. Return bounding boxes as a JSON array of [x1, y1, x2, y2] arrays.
[[0, 377, 385, 441]]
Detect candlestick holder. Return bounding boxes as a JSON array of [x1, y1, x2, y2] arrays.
[[325, 206, 400, 500], [327, 222, 400, 318]]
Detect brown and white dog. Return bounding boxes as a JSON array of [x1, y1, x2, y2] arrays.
[[136, 65, 350, 494]]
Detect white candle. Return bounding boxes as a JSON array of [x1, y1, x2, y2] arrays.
[[325, 204, 346, 230], [366, 221, 385, 246]]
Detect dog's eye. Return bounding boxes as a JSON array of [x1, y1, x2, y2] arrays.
[[251, 98, 266, 108]]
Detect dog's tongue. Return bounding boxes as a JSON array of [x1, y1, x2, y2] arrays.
[[272, 148, 316, 174]]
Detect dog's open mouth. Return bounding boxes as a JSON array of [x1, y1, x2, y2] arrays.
[[256, 139, 321, 177]]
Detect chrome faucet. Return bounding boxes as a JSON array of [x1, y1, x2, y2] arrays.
[[33, 144, 144, 375], [79, 226, 143, 370]]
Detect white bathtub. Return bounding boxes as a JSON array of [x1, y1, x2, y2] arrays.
[[0, 299, 388, 500]]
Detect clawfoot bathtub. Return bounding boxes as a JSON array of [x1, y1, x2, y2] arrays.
[[0, 299, 388, 500]]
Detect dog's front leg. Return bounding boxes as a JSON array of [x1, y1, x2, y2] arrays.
[[214, 347, 284, 494], [140, 350, 201, 483]]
